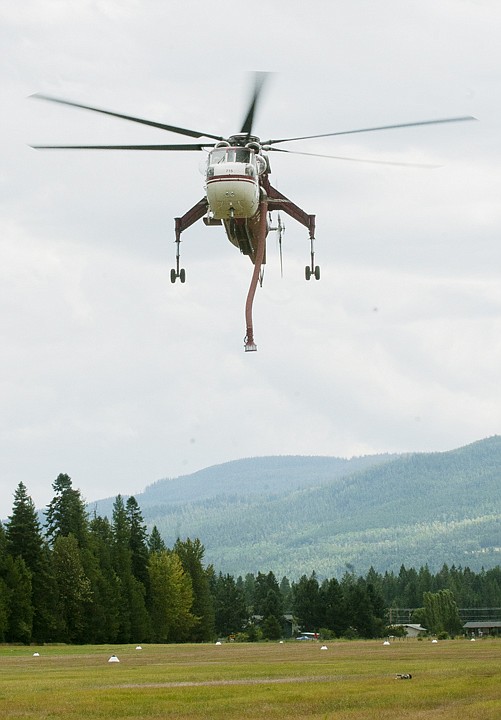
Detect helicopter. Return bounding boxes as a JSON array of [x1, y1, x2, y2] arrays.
[[31, 73, 475, 351]]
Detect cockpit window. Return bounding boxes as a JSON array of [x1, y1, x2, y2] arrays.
[[210, 149, 227, 164], [235, 148, 252, 163], [209, 147, 254, 165]]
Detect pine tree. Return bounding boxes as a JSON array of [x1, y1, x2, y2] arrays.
[[45, 473, 89, 547], [52, 535, 92, 642], [0, 576, 8, 643], [0, 524, 11, 641], [254, 571, 283, 614], [279, 576, 292, 610], [344, 581, 374, 638], [148, 525, 166, 554], [241, 573, 256, 610], [253, 571, 284, 636], [5, 482, 58, 642], [6, 483, 44, 567], [111, 495, 150, 642], [292, 574, 322, 631], [320, 577, 347, 636], [212, 573, 248, 636], [85, 515, 121, 643], [3, 555, 33, 644], [262, 614, 282, 640], [126, 497, 150, 593]]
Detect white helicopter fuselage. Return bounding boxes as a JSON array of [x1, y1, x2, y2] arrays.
[[205, 146, 265, 220]]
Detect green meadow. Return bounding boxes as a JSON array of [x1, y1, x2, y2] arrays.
[[1, 639, 500, 719]]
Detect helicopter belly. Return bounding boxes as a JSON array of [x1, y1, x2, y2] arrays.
[[206, 176, 259, 219]]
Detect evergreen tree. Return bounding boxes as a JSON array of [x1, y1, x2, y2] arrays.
[[254, 571, 284, 635], [0, 576, 8, 642], [126, 497, 150, 592], [365, 580, 387, 637], [279, 576, 292, 610], [5, 482, 58, 642], [483, 567, 501, 605], [262, 614, 282, 640], [85, 515, 121, 643], [52, 535, 92, 642], [6, 483, 44, 567], [320, 577, 347, 636], [45, 473, 89, 547], [342, 577, 386, 639], [241, 573, 256, 611], [212, 573, 248, 637], [148, 525, 166, 554], [174, 538, 215, 641], [261, 589, 285, 638], [292, 573, 323, 631], [32, 544, 59, 642], [0, 524, 9, 641], [254, 571, 282, 615], [343, 581, 373, 638], [111, 495, 150, 642], [111, 495, 132, 641], [418, 564, 434, 596], [3, 555, 33, 644], [405, 570, 421, 607]]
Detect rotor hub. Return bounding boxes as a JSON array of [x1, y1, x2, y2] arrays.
[[227, 133, 261, 147]]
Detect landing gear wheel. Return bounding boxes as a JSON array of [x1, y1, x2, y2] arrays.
[[314, 265, 320, 280], [305, 266, 311, 281], [179, 268, 186, 283], [170, 268, 177, 283]]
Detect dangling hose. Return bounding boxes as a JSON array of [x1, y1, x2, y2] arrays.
[[244, 197, 268, 351]]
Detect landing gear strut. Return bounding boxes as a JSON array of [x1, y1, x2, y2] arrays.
[[171, 197, 208, 284], [171, 236, 186, 283], [305, 233, 320, 281]]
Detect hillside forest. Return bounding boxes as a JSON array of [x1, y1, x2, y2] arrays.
[[93, 436, 501, 579], [1, 475, 501, 644]]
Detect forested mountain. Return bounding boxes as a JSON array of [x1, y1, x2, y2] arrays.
[[2, 443, 501, 645], [91, 436, 501, 579]]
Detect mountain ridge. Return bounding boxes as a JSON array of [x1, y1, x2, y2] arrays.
[[90, 436, 501, 579]]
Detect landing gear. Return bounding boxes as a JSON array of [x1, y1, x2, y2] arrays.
[[172, 198, 209, 285], [171, 235, 186, 283], [305, 233, 320, 281], [305, 265, 320, 281], [171, 267, 186, 283]]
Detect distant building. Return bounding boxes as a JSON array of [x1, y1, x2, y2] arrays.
[[463, 621, 501, 636], [251, 613, 299, 638], [399, 623, 427, 638]]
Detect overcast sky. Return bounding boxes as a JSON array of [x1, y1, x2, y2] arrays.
[[1, 0, 500, 519]]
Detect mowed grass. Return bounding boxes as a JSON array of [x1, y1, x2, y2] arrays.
[[1, 639, 500, 719]]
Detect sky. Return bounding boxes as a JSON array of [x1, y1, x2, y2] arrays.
[[1, 0, 500, 519]]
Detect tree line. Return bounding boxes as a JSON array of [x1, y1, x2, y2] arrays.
[[1, 476, 500, 644]]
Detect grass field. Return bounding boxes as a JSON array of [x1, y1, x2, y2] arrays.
[[1, 638, 500, 719]]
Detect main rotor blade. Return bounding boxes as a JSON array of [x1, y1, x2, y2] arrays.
[[30, 93, 225, 141], [266, 116, 477, 145], [30, 143, 214, 150], [240, 72, 268, 137], [268, 147, 440, 168]]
